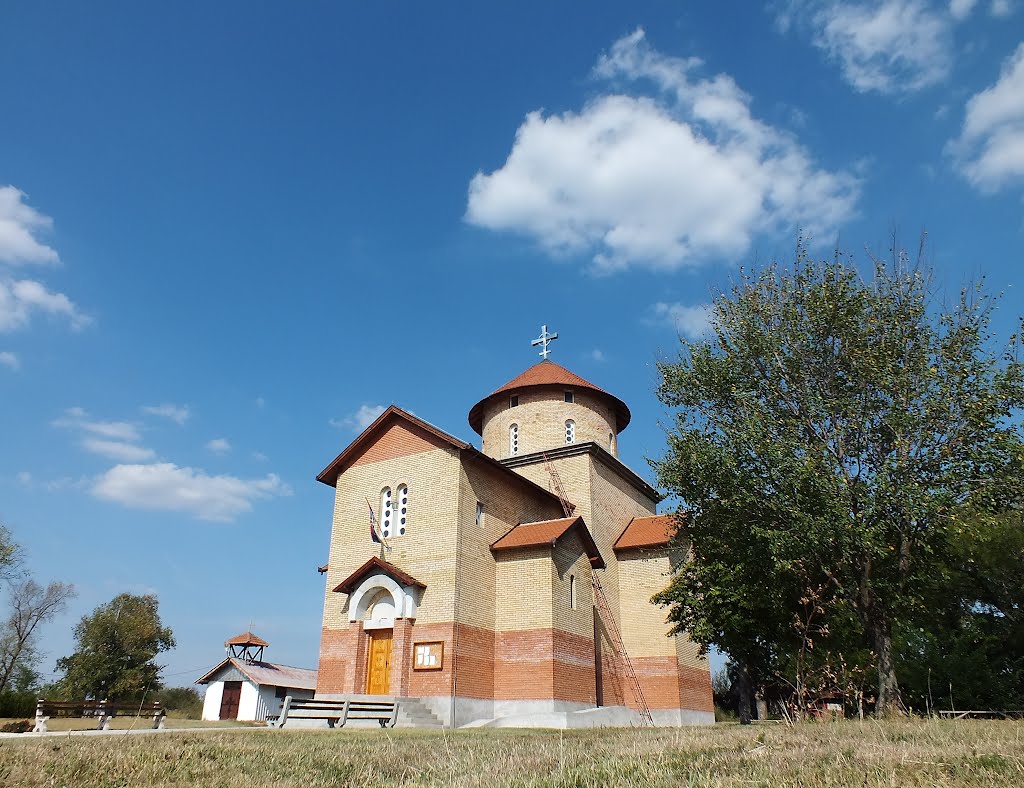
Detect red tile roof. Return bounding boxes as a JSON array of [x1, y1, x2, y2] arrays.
[[468, 360, 631, 435], [613, 514, 678, 551], [332, 555, 426, 595], [490, 516, 605, 568], [195, 658, 317, 691], [224, 631, 268, 647]]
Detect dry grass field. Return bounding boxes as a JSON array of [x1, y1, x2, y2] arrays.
[[0, 718, 1021, 787]]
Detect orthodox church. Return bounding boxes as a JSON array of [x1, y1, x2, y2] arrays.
[[314, 330, 713, 727]]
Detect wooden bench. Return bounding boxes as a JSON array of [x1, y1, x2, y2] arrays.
[[33, 699, 166, 733], [272, 697, 399, 729]]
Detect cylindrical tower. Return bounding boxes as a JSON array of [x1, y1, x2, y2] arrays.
[[468, 360, 630, 461]]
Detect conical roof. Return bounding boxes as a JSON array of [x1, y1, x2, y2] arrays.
[[224, 631, 268, 647], [468, 360, 630, 435]]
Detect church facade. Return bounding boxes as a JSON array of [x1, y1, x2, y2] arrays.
[[314, 352, 713, 727]]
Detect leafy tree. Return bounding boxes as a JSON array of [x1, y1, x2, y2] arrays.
[[56, 593, 175, 700], [153, 686, 203, 718], [653, 240, 1024, 715]]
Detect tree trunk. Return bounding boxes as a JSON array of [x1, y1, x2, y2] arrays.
[[871, 616, 902, 716], [755, 688, 768, 721], [735, 660, 753, 725]]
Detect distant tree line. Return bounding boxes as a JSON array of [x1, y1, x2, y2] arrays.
[[654, 236, 1024, 720]]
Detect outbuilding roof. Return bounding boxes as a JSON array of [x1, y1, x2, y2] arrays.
[[195, 658, 317, 691], [613, 514, 678, 551], [490, 515, 605, 568], [468, 360, 631, 435]]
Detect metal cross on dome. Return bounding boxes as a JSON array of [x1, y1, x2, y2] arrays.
[[532, 324, 558, 360]]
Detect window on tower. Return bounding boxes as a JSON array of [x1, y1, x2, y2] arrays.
[[565, 419, 575, 444], [380, 487, 393, 538], [510, 423, 519, 455], [510, 395, 519, 408], [564, 390, 574, 403], [397, 484, 408, 535]]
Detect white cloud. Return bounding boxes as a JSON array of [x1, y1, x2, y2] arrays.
[[80, 438, 156, 462], [92, 463, 292, 522], [466, 29, 858, 272], [15, 471, 31, 486], [990, 0, 1013, 16], [650, 302, 714, 339], [778, 1, 952, 94], [948, 43, 1024, 191], [206, 438, 231, 454], [141, 403, 190, 425], [950, 0, 978, 18], [53, 408, 142, 442], [0, 351, 18, 370], [589, 349, 607, 362], [331, 404, 387, 431], [0, 278, 90, 332], [0, 186, 59, 266]]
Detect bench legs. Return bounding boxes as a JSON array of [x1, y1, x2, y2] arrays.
[[33, 715, 48, 734]]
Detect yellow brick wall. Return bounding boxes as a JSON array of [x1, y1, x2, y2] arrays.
[[495, 547, 553, 630], [454, 459, 565, 632], [480, 390, 617, 461], [321, 432, 462, 630], [617, 551, 676, 658], [550, 532, 595, 640]]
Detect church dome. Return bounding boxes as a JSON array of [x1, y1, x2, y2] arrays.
[[469, 360, 630, 461]]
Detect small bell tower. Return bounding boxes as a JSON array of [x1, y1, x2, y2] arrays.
[[224, 631, 268, 664]]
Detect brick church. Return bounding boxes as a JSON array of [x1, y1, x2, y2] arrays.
[[314, 333, 713, 727]]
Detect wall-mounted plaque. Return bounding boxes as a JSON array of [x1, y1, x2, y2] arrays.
[[413, 641, 444, 670]]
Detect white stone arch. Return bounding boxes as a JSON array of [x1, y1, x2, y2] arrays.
[[348, 573, 418, 627]]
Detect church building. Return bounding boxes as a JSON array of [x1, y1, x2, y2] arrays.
[[314, 331, 713, 727]]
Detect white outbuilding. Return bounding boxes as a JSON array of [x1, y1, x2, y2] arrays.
[[195, 632, 317, 721]]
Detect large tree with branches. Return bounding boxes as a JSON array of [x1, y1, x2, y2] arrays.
[[654, 240, 1024, 716]]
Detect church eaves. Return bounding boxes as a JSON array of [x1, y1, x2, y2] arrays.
[[490, 515, 606, 568]]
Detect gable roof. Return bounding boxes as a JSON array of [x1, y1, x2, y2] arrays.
[[491, 515, 606, 568], [315, 405, 570, 512], [332, 555, 426, 595], [195, 657, 317, 690], [224, 631, 268, 647], [614, 514, 678, 551], [468, 360, 631, 435]]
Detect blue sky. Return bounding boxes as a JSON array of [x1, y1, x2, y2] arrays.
[[1, 1, 1022, 687]]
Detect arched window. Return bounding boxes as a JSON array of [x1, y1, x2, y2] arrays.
[[565, 419, 575, 444], [510, 423, 519, 455], [569, 575, 576, 609], [609, 432, 615, 452], [397, 484, 408, 535], [380, 487, 393, 538]]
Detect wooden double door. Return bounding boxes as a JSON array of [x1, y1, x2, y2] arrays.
[[219, 681, 242, 719], [366, 629, 393, 695]]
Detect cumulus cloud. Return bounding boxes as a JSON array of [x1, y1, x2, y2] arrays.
[[0, 351, 18, 370], [466, 29, 858, 272], [0, 278, 90, 332], [331, 404, 387, 431], [141, 403, 190, 425], [92, 463, 292, 522], [80, 438, 156, 462], [991, 0, 1013, 16], [650, 302, 714, 338], [947, 43, 1024, 191], [206, 438, 231, 454], [777, 1, 953, 94], [0, 187, 59, 266]]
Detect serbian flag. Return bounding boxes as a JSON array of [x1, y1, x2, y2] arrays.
[[368, 500, 381, 544]]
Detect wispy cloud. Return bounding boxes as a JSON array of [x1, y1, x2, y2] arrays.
[[466, 29, 858, 272], [0, 278, 90, 332], [141, 403, 190, 425], [92, 463, 292, 522], [589, 349, 607, 362], [649, 302, 714, 339], [949, 0, 978, 19], [0, 186, 59, 266], [990, 0, 1014, 16], [80, 438, 156, 462], [330, 404, 387, 431], [0, 351, 18, 370], [775, 1, 953, 95], [53, 407, 141, 442], [947, 42, 1024, 191], [206, 438, 231, 454]]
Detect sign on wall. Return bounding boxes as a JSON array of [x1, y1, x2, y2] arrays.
[[413, 641, 444, 670]]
